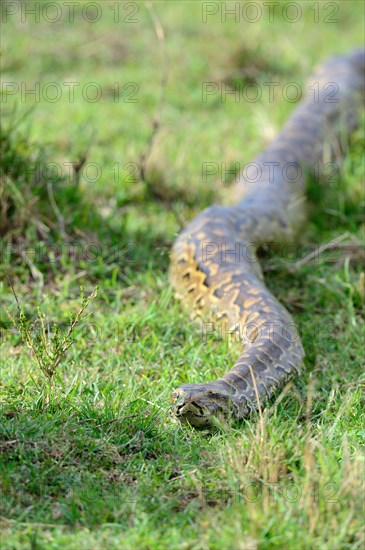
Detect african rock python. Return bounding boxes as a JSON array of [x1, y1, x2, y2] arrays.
[[169, 49, 364, 428]]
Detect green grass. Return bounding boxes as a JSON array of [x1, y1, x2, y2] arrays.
[[1, 1, 364, 548]]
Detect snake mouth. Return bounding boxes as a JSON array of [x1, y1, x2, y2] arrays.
[[175, 402, 214, 429], [175, 399, 205, 418], [171, 386, 233, 429]]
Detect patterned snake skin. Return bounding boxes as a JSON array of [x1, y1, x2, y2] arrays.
[[169, 49, 365, 428]]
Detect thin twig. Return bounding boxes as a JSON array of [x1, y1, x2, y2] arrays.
[[264, 240, 363, 274], [6, 272, 21, 312], [5, 274, 41, 387], [248, 365, 264, 448], [294, 232, 351, 269], [267, 381, 304, 416], [51, 287, 98, 371], [0, 516, 67, 529], [140, 397, 164, 410], [47, 180, 67, 239], [341, 379, 365, 387], [73, 129, 97, 184], [139, 1, 169, 182], [19, 247, 44, 285], [6, 284, 98, 381]]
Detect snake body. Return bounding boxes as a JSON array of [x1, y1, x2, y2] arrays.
[[169, 49, 364, 428]]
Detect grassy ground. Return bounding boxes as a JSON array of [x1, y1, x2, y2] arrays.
[[1, 1, 364, 548]]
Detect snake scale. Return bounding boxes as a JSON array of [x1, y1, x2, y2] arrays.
[[169, 49, 365, 428]]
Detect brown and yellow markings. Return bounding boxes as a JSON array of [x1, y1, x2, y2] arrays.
[[169, 50, 364, 427], [246, 287, 262, 296], [205, 262, 219, 277], [243, 296, 261, 309], [210, 272, 236, 291], [216, 289, 242, 323]]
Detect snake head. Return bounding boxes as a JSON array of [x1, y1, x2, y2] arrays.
[[171, 385, 236, 429]]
